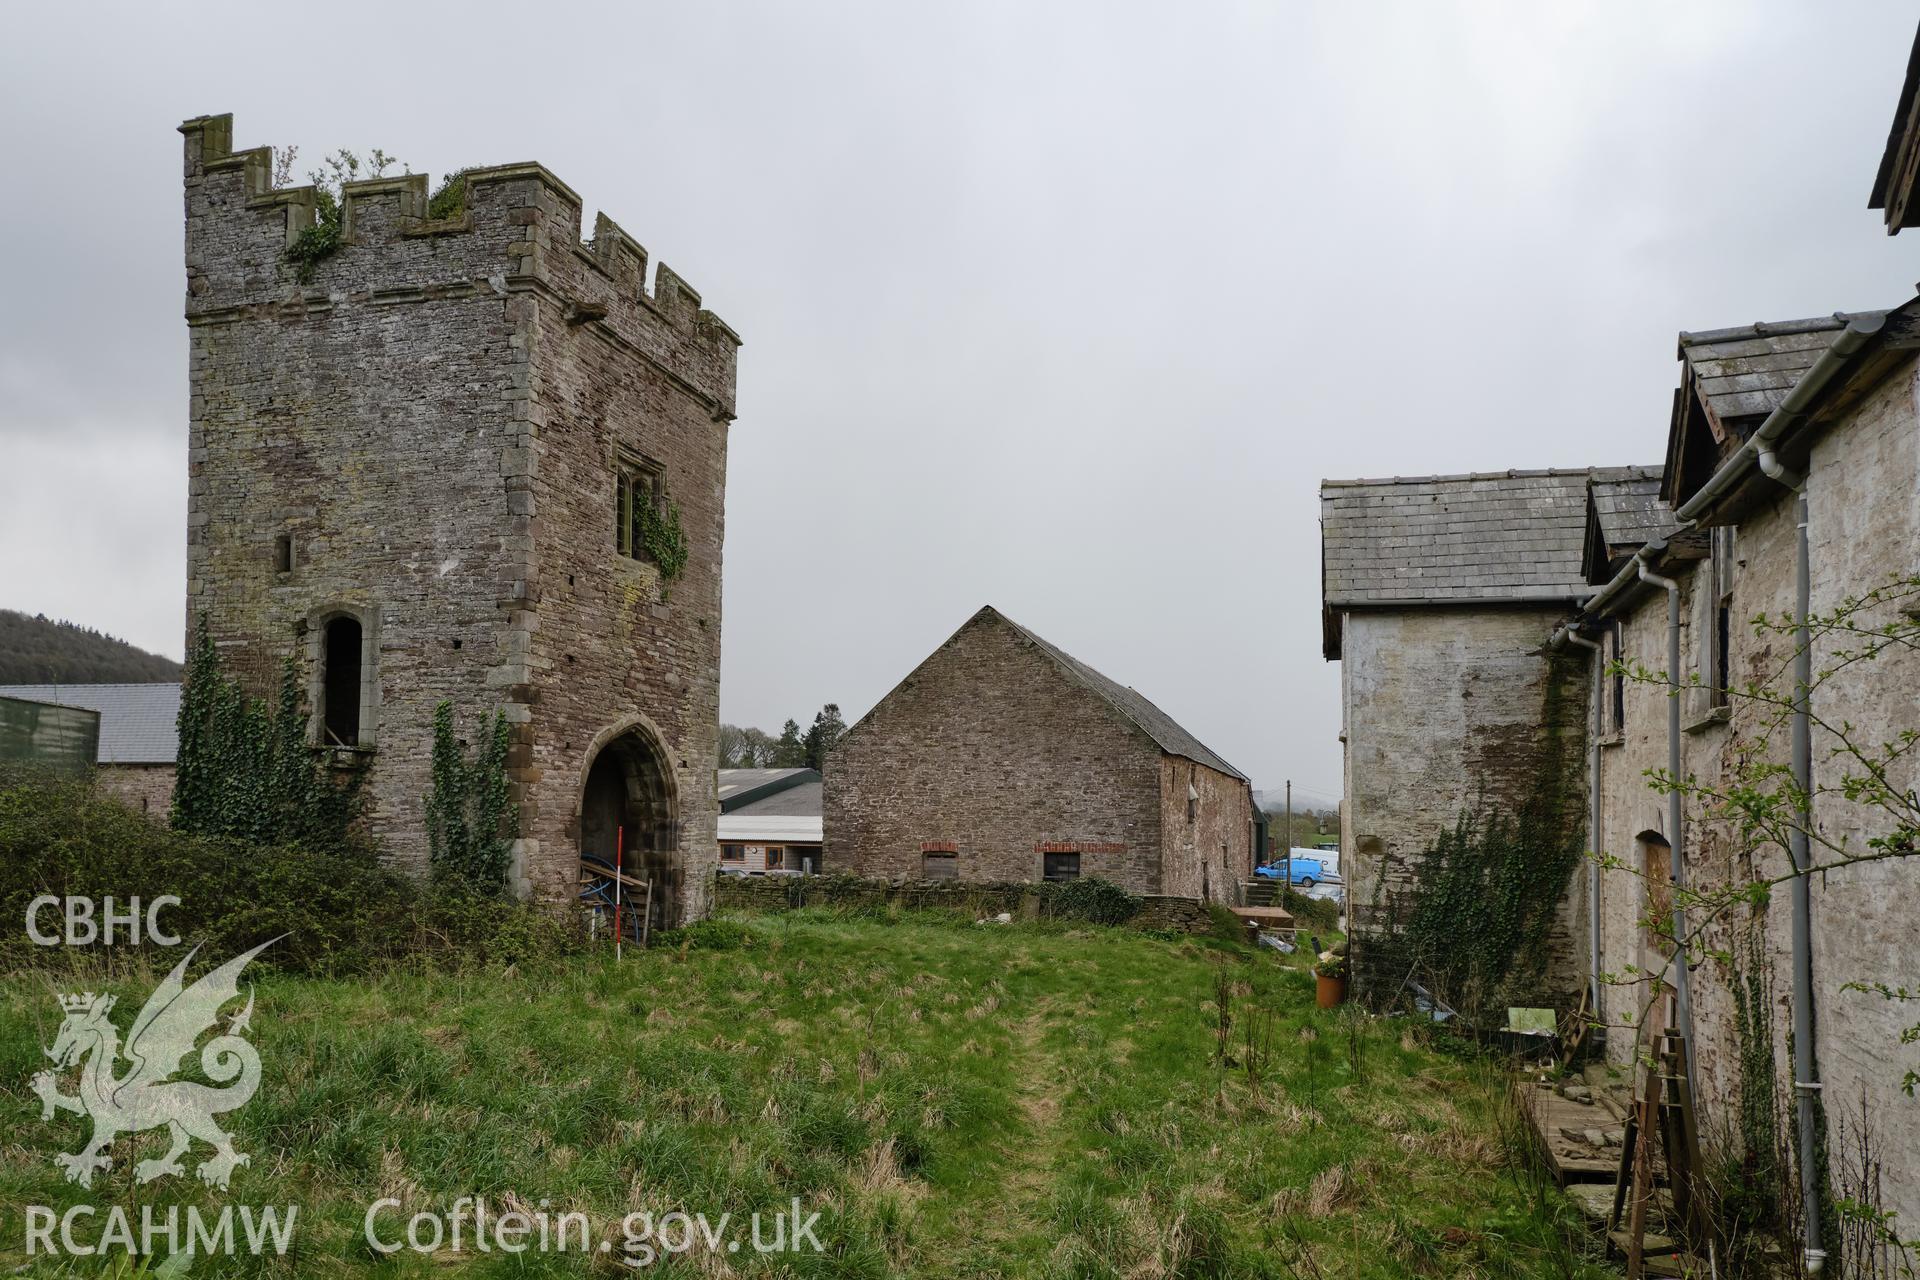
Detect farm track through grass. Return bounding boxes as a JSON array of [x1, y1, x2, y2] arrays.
[[0, 911, 1613, 1278]]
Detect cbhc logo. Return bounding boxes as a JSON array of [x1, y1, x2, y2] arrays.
[[25, 896, 182, 947]]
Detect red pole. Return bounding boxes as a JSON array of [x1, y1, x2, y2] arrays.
[[614, 824, 625, 958]]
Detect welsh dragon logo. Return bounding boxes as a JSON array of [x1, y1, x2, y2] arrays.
[[32, 938, 277, 1190]]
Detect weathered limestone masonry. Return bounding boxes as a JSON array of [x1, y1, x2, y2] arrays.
[[826, 607, 1252, 894], [1338, 609, 1591, 1000], [1593, 357, 1920, 1226], [180, 113, 739, 923]]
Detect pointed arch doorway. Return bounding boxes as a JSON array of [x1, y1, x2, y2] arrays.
[[578, 723, 680, 932]]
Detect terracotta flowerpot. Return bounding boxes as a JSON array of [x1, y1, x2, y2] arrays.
[[1315, 973, 1348, 1009]]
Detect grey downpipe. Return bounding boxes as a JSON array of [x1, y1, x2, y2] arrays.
[[1559, 628, 1606, 1022], [1762, 456, 1825, 1276], [1637, 561, 1698, 1103]]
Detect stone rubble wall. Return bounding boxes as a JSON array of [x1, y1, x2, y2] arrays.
[[825, 610, 1169, 889], [1338, 606, 1591, 1007], [94, 765, 176, 820], [711, 872, 1216, 934]]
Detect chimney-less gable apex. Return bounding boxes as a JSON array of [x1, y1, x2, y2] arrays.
[[1582, 471, 1671, 584], [839, 606, 1246, 781]]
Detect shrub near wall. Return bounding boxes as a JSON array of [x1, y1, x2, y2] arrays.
[[711, 872, 1215, 934], [0, 770, 575, 974]]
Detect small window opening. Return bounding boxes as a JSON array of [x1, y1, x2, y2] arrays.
[[1187, 782, 1199, 825], [273, 534, 293, 574], [321, 616, 363, 746], [615, 452, 666, 561], [1709, 527, 1734, 711], [923, 852, 958, 880], [1609, 619, 1625, 733], [1043, 852, 1080, 881], [451, 638, 462, 650]]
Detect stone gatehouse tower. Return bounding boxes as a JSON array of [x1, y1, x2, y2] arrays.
[[180, 113, 740, 925]]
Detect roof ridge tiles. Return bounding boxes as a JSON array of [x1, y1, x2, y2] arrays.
[[1677, 313, 1861, 348], [1321, 465, 1658, 490]]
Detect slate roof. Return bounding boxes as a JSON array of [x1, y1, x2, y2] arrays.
[[1320, 468, 1654, 610], [1676, 317, 1862, 438], [0, 683, 180, 764], [1582, 471, 1673, 584], [1589, 472, 1671, 548], [718, 768, 819, 813], [727, 779, 823, 819], [996, 610, 1248, 781]]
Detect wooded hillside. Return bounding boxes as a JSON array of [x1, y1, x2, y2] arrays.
[[0, 610, 181, 684]]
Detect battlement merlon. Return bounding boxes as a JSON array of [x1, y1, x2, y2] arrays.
[[180, 113, 741, 418]]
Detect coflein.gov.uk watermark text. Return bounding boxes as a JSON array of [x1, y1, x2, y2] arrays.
[[364, 1197, 825, 1267]]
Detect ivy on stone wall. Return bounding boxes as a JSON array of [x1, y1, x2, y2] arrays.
[[425, 701, 516, 895], [1728, 921, 1784, 1230], [1364, 652, 1587, 1019], [172, 617, 363, 854], [635, 499, 689, 584]]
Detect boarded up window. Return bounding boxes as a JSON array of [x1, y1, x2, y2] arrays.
[[922, 852, 958, 880]]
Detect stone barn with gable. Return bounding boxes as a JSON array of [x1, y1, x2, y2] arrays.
[[824, 606, 1253, 898], [179, 112, 739, 925]]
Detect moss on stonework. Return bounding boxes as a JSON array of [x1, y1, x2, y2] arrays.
[[1363, 650, 1588, 1018]]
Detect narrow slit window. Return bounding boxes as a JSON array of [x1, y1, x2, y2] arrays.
[[273, 534, 293, 574], [1710, 527, 1734, 710], [1609, 619, 1625, 733]]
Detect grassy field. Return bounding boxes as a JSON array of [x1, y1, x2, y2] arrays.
[[0, 910, 1611, 1278]]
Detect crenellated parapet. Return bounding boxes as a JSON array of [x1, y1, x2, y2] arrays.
[[180, 112, 739, 417]]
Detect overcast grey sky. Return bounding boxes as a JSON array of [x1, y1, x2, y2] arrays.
[[4, 1, 1918, 803]]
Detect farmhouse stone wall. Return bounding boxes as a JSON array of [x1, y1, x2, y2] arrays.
[[1158, 755, 1255, 902], [825, 611, 1168, 889], [1338, 607, 1590, 1004], [1593, 360, 1920, 1226], [179, 114, 737, 923], [96, 765, 176, 819]]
